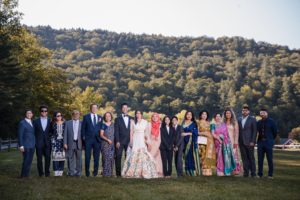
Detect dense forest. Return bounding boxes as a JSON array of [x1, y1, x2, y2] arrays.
[[1, 0, 300, 139], [27, 26, 300, 137]]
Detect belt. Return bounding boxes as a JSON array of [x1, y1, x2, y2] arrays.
[[73, 140, 78, 142]]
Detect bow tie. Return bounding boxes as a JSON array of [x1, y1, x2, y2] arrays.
[[123, 114, 128, 117]]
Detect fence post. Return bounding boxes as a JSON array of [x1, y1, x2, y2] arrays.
[[8, 138, 11, 152]]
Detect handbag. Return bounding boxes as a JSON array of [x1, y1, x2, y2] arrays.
[[198, 136, 208, 145]]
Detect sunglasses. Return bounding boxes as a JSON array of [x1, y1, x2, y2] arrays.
[[56, 115, 62, 117], [41, 110, 48, 113]]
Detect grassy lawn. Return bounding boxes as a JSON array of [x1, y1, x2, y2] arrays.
[[0, 149, 299, 200]]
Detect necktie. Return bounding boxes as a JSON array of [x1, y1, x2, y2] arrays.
[[93, 114, 97, 126]]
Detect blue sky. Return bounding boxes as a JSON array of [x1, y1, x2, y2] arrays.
[[18, 0, 300, 49]]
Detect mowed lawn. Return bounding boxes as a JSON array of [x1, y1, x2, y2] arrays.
[[0, 149, 299, 200]]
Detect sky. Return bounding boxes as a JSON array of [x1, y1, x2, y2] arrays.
[[18, 0, 300, 49]]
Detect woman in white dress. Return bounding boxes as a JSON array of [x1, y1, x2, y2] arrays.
[[122, 110, 158, 178]]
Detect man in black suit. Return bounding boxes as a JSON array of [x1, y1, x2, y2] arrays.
[[114, 103, 133, 177], [257, 108, 277, 178], [238, 105, 257, 177], [172, 116, 184, 177], [81, 104, 102, 177], [33, 105, 51, 177]]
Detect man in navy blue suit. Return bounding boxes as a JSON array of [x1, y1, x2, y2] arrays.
[[33, 105, 51, 177], [18, 109, 36, 178], [257, 108, 277, 178], [81, 104, 102, 177]]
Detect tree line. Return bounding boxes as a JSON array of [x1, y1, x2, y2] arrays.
[[1, 0, 300, 139]]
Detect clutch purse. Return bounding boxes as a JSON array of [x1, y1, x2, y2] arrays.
[[198, 136, 208, 145]]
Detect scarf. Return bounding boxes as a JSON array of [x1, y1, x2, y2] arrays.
[[151, 113, 161, 137]]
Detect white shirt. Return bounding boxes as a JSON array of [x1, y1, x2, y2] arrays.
[[166, 126, 170, 135], [25, 118, 33, 127], [242, 116, 249, 128], [40, 117, 48, 131], [90, 113, 98, 125], [73, 120, 79, 140], [122, 114, 129, 128]]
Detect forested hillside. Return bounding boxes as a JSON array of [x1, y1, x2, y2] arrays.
[[28, 26, 300, 137]]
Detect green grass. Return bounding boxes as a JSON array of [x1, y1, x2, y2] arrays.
[[0, 149, 299, 200]]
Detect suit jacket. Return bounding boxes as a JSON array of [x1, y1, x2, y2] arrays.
[[64, 120, 82, 156], [33, 117, 51, 148], [81, 114, 102, 143], [160, 126, 176, 151], [18, 119, 35, 148], [174, 125, 183, 148], [238, 116, 257, 146], [114, 115, 133, 145]]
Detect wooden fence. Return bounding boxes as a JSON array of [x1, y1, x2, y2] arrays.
[[0, 139, 18, 151]]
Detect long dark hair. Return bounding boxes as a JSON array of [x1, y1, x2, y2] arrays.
[[199, 110, 210, 121], [51, 111, 64, 127], [183, 110, 196, 125], [223, 108, 237, 125], [161, 115, 171, 128], [134, 110, 143, 124]]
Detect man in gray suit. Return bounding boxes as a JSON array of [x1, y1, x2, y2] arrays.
[[238, 105, 257, 177], [64, 110, 82, 176]]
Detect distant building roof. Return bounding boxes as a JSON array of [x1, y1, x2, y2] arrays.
[[279, 138, 294, 145]]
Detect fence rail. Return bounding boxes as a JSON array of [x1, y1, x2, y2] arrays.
[[0, 139, 18, 151], [0, 139, 299, 151], [274, 144, 300, 149]]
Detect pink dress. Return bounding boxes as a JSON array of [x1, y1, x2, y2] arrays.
[[148, 125, 163, 177], [213, 123, 236, 176], [227, 123, 241, 175]]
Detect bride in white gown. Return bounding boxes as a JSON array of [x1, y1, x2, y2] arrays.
[[122, 110, 158, 178]]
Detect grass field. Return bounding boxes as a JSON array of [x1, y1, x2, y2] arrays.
[[0, 149, 299, 200]]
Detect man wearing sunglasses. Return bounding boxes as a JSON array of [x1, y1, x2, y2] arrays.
[[33, 105, 51, 177]]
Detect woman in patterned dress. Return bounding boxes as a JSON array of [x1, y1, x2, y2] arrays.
[[122, 110, 158, 179], [100, 112, 115, 177], [223, 108, 241, 175], [50, 111, 66, 176], [212, 113, 236, 176], [197, 110, 215, 176], [182, 111, 201, 176]]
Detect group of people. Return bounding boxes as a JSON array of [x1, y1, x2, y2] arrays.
[[18, 103, 277, 179]]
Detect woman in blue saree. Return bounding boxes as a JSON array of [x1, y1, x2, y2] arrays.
[[182, 111, 201, 176]]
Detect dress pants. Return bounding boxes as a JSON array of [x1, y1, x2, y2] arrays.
[[239, 143, 256, 177], [36, 146, 51, 176], [257, 140, 273, 177], [161, 149, 173, 176], [85, 140, 101, 177], [21, 148, 35, 177], [115, 143, 128, 176]]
